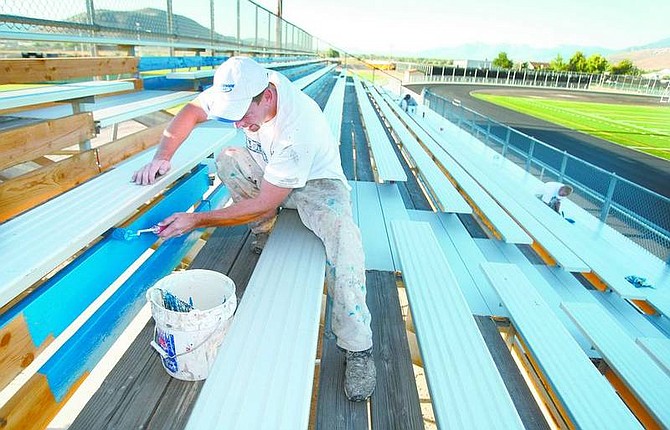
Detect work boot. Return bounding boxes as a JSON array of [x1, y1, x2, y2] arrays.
[[344, 348, 376, 401], [250, 231, 269, 254]]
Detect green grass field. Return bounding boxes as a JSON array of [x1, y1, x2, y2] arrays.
[[472, 93, 670, 160]]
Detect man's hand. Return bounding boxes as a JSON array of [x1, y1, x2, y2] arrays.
[[132, 159, 171, 185], [156, 212, 199, 239]]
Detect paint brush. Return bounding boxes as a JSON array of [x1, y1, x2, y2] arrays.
[[111, 225, 165, 241]]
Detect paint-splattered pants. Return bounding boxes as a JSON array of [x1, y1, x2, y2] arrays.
[[216, 147, 373, 352]]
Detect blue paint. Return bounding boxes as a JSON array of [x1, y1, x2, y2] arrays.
[[138, 56, 229, 72], [0, 166, 208, 343], [156, 328, 178, 371], [40, 184, 230, 402]]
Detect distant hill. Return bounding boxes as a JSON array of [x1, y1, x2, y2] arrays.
[[609, 38, 670, 71], [69, 8, 224, 41]]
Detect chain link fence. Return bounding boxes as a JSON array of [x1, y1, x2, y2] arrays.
[[396, 62, 670, 98], [424, 90, 670, 262], [0, 0, 315, 55]]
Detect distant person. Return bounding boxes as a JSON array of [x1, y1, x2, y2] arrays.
[[400, 93, 417, 114], [537, 181, 573, 213]]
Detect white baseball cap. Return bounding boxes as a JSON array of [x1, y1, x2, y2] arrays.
[[202, 57, 269, 122]]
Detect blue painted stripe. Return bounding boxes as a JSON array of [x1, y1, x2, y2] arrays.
[[0, 165, 209, 345], [138, 56, 229, 72], [40, 185, 230, 402]]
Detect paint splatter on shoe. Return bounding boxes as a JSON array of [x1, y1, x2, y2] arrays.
[[251, 232, 269, 254], [344, 348, 376, 402]]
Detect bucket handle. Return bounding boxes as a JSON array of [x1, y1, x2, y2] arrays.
[[151, 318, 227, 360]]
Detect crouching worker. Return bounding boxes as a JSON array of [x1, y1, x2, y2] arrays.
[[132, 57, 376, 401], [537, 181, 573, 213]]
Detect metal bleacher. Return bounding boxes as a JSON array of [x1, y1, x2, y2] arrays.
[[2, 6, 670, 427]]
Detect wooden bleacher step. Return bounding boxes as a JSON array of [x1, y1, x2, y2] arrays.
[[562, 301, 670, 428], [481, 262, 642, 429], [367, 84, 471, 214], [352, 76, 407, 182], [185, 209, 326, 429], [391, 220, 525, 429]]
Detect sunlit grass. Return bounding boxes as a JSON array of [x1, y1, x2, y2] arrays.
[[473, 93, 670, 160]]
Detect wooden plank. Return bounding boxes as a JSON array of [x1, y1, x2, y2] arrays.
[[71, 226, 257, 430], [0, 371, 86, 430], [95, 91, 196, 128], [185, 210, 326, 429], [294, 64, 336, 90], [481, 262, 643, 429], [391, 221, 525, 429], [0, 150, 99, 223], [408, 210, 494, 316], [323, 72, 346, 142], [352, 76, 407, 182], [474, 316, 550, 430], [0, 314, 52, 389], [0, 57, 139, 84], [355, 181, 395, 271], [648, 293, 670, 317], [97, 123, 167, 171], [370, 88, 470, 213], [474, 238, 596, 354], [367, 270, 424, 429], [377, 87, 532, 244], [636, 337, 670, 377], [69, 322, 175, 430], [0, 112, 95, 171], [0, 122, 240, 309], [562, 301, 670, 427], [0, 81, 135, 112], [316, 297, 369, 430]]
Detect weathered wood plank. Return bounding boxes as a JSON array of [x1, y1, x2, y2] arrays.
[[316, 297, 369, 430], [97, 123, 167, 171], [0, 371, 87, 430], [0, 57, 139, 84], [368, 270, 424, 429], [0, 113, 95, 171], [316, 270, 423, 429], [70, 225, 257, 430], [474, 316, 550, 430], [71, 321, 175, 429], [0, 314, 52, 390], [0, 150, 99, 223]]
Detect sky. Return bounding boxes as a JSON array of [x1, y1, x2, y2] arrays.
[[253, 0, 670, 55]]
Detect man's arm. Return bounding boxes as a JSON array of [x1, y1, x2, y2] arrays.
[[132, 101, 208, 185], [156, 179, 292, 238]]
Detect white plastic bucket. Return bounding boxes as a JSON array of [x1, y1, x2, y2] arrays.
[[146, 269, 237, 381]]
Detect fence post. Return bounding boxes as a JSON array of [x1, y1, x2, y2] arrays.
[[600, 172, 618, 222], [485, 119, 491, 144], [525, 139, 535, 171], [559, 150, 568, 181], [86, 0, 97, 56], [502, 128, 511, 157]]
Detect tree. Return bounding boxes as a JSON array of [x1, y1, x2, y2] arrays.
[[567, 51, 588, 72], [585, 54, 609, 73], [550, 54, 566, 71], [492, 52, 513, 69], [324, 48, 340, 58], [609, 59, 640, 75]]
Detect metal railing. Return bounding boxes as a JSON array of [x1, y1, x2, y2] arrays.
[[0, 0, 318, 55], [424, 90, 670, 262]]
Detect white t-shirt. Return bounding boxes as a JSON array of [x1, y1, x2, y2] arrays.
[[200, 71, 347, 189], [539, 181, 565, 204]]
